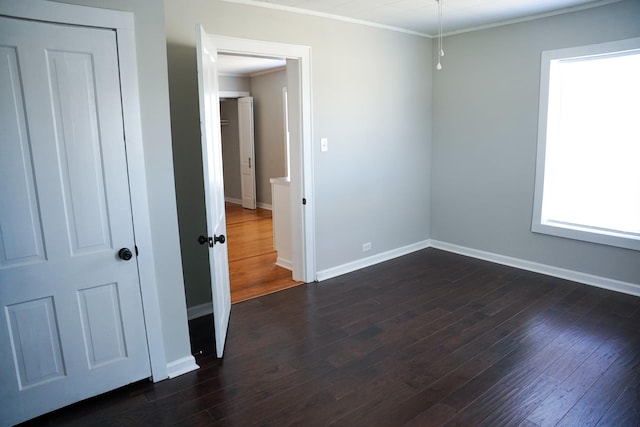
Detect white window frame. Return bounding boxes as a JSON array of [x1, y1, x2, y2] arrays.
[[532, 37, 640, 251]]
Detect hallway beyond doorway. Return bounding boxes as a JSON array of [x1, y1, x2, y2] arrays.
[[225, 203, 303, 302]]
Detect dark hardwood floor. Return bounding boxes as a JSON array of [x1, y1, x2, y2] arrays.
[[20, 249, 640, 426]]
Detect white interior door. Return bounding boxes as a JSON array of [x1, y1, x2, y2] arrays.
[[0, 17, 150, 426], [238, 96, 257, 210], [195, 25, 232, 358]]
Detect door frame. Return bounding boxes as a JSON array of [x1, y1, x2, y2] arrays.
[[209, 34, 316, 283], [0, 0, 168, 381]]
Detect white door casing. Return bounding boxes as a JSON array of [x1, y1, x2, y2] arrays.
[[285, 58, 305, 282], [207, 35, 316, 284], [238, 96, 257, 210], [0, 16, 150, 426], [195, 25, 232, 358]]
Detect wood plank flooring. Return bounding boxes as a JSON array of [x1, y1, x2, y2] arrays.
[[19, 249, 640, 426], [225, 203, 303, 303]]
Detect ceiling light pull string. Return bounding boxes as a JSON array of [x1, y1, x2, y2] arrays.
[[436, 0, 444, 70]]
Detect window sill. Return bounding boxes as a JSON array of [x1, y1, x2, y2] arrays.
[[532, 221, 640, 251]]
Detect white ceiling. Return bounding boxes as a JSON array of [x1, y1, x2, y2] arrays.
[[223, 0, 616, 36], [218, 0, 615, 75], [218, 54, 287, 76]]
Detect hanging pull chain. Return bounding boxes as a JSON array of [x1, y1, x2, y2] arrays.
[[436, 0, 444, 70]]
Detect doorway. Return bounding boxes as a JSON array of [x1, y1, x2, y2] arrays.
[[191, 31, 315, 358], [217, 54, 302, 302], [183, 32, 315, 357], [208, 35, 316, 288]]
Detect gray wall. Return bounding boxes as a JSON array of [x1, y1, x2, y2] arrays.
[[431, 0, 640, 284], [166, 0, 433, 308], [251, 69, 287, 207], [51, 0, 191, 364]]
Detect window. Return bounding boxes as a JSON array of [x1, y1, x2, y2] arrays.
[[532, 38, 640, 251]]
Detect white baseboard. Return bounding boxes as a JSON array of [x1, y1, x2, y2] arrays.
[[225, 197, 242, 205], [429, 240, 640, 297], [224, 197, 272, 211], [315, 238, 639, 297], [316, 240, 431, 281], [187, 302, 213, 320], [166, 355, 199, 379], [276, 256, 293, 271]]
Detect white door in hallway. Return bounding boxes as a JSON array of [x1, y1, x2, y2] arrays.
[[195, 25, 232, 358], [238, 96, 257, 209], [0, 17, 151, 426]]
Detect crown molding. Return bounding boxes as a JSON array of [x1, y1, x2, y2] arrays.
[[220, 0, 431, 38], [443, 0, 622, 37], [221, 0, 623, 39]]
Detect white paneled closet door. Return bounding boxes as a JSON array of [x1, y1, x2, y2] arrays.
[[0, 16, 150, 426]]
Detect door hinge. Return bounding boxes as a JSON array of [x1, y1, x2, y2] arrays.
[[302, 198, 307, 205], [135, 245, 139, 256]]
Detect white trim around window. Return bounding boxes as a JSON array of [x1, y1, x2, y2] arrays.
[[532, 37, 640, 251]]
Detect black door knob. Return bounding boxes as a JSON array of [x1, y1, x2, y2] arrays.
[[118, 248, 133, 261], [197, 235, 225, 247]]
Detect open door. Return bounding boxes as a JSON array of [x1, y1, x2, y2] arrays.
[[195, 25, 231, 358], [238, 96, 256, 210]]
